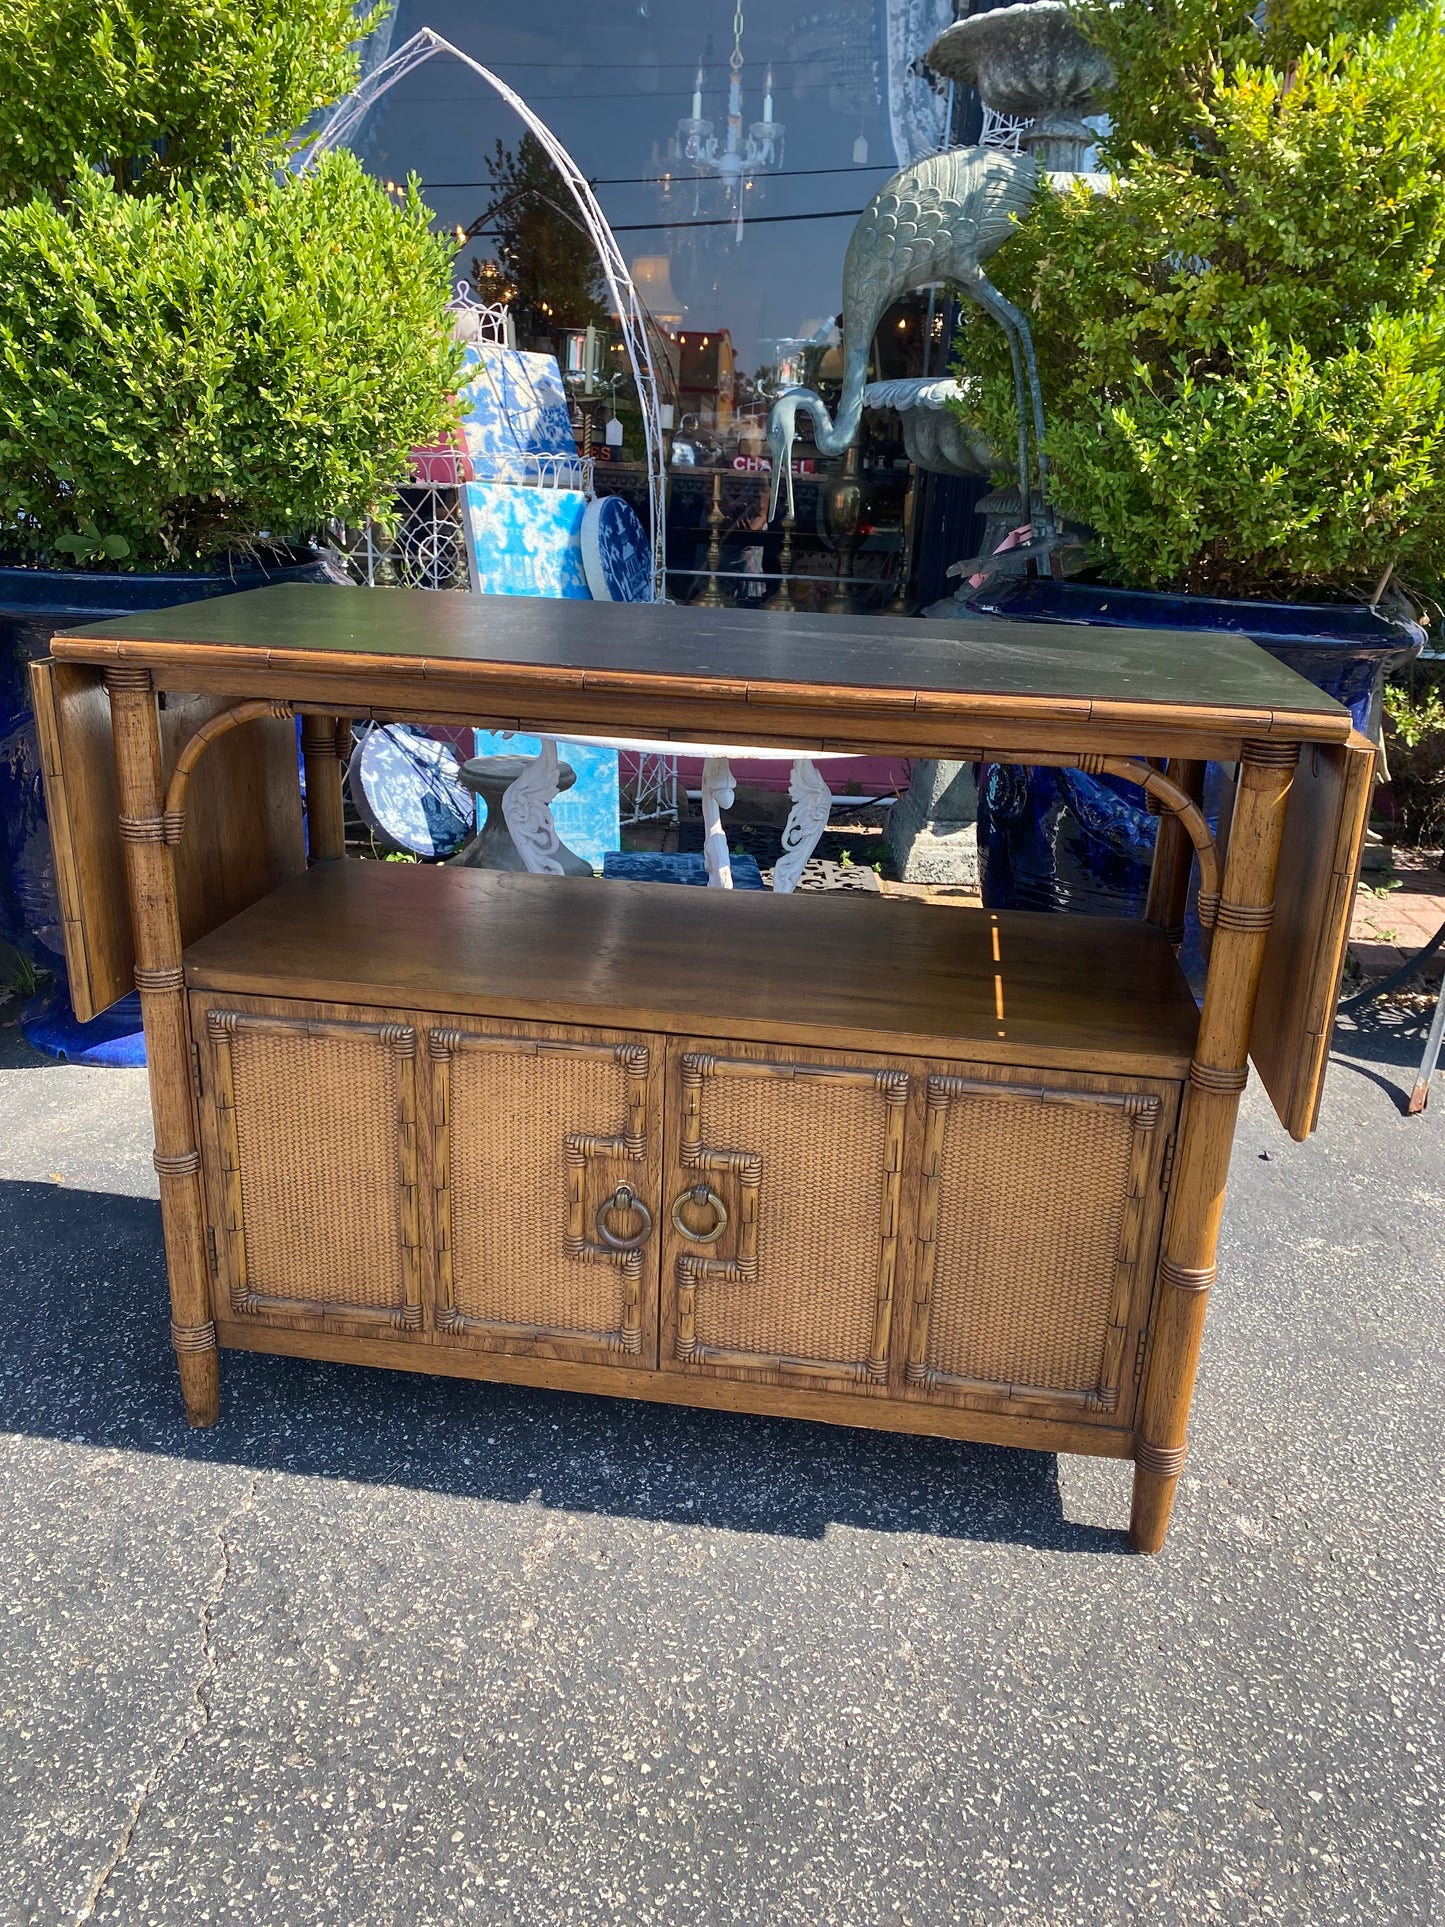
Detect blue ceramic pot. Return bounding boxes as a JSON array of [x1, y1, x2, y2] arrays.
[[0, 553, 338, 1057], [967, 578, 1423, 916]]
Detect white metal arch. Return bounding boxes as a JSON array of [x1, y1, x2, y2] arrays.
[[296, 27, 667, 599]]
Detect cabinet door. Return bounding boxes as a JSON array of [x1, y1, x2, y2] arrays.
[[904, 1066, 1177, 1423], [660, 1043, 908, 1390], [200, 1005, 423, 1332], [429, 1024, 661, 1365]]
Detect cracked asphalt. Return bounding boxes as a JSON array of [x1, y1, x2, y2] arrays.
[[0, 1002, 1440, 1926]]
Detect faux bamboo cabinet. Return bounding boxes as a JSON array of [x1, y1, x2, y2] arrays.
[[39, 585, 1376, 1551]]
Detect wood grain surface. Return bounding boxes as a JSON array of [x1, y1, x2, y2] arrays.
[[30, 660, 305, 1019], [184, 859, 1202, 1077], [1250, 731, 1377, 1140]]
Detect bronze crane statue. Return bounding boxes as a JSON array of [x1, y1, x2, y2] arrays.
[[766, 144, 1052, 535]]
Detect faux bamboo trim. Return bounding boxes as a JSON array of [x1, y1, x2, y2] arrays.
[[153, 1149, 201, 1177], [134, 965, 185, 992], [170, 1319, 217, 1354], [162, 700, 294, 846], [109, 676, 217, 1426], [1241, 739, 1302, 767], [1190, 1061, 1249, 1094], [1214, 900, 1275, 933], [300, 714, 343, 759], [436, 1307, 637, 1353], [904, 1362, 1115, 1411], [103, 666, 153, 692], [1159, 1259, 1216, 1294], [118, 814, 166, 844], [1135, 1439, 1188, 1478]]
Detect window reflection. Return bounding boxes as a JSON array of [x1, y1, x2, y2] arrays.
[[360, 0, 959, 611]]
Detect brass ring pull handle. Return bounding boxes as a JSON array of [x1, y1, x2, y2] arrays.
[[595, 1185, 653, 1252], [671, 1183, 729, 1244]]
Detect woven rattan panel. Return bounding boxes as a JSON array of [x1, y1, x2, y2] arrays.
[[927, 1092, 1133, 1392], [696, 1071, 886, 1369], [230, 1024, 404, 1312], [448, 1045, 631, 1336]]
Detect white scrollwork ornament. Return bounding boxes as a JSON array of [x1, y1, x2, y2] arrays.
[[500, 737, 567, 875], [773, 757, 833, 894], [700, 756, 736, 889]]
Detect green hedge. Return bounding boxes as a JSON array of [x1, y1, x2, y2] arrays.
[[956, 0, 1445, 600], [0, 159, 463, 567]]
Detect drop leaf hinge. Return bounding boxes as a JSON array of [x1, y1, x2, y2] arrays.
[[190, 1041, 203, 1101], [1133, 1326, 1150, 1385], [206, 1225, 219, 1276], [1159, 1132, 1177, 1192]]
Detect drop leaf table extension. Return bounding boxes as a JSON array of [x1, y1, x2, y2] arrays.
[[33, 586, 1372, 1552]]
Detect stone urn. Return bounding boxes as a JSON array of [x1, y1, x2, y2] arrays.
[[928, 2, 1113, 170]]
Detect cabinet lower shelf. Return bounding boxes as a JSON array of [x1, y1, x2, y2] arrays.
[[185, 863, 1192, 1454]]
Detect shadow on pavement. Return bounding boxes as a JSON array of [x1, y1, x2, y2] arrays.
[[0, 1176, 1129, 1557]]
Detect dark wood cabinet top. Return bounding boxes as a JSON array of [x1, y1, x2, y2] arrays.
[[53, 583, 1350, 749]]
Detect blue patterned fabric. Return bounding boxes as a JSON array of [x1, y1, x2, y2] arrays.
[[456, 344, 578, 481], [463, 483, 592, 600], [602, 852, 766, 890], [581, 495, 653, 602], [472, 730, 620, 871]]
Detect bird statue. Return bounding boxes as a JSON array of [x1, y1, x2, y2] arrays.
[[766, 145, 1050, 532]]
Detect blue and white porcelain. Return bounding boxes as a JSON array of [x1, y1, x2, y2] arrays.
[[463, 483, 593, 600], [456, 344, 578, 482], [347, 723, 473, 859], [581, 494, 653, 603]]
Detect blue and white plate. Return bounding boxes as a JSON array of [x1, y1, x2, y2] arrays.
[[581, 494, 652, 603], [347, 723, 473, 859]]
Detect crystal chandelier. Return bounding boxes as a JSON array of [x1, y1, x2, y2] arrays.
[[673, 5, 785, 212]]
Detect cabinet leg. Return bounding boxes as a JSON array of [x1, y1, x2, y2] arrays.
[[1132, 740, 1297, 1551], [301, 711, 347, 861], [108, 667, 223, 1429], [176, 1348, 221, 1429], [1129, 1464, 1178, 1554]]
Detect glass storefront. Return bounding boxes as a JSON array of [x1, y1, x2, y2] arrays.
[[357, 0, 963, 610]]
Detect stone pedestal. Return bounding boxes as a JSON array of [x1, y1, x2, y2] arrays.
[[887, 759, 981, 886], [449, 755, 594, 876]]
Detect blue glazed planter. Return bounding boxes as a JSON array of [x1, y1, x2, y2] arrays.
[[967, 578, 1423, 917], [0, 553, 338, 1056]]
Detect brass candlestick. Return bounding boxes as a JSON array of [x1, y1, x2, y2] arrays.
[[823, 445, 864, 616], [696, 471, 727, 608], [885, 466, 919, 616], [769, 510, 798, 612]]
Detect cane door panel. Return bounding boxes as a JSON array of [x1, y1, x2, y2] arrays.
[[660, 1041, 908, 1392], [903, 1063, 1178, 1425], [428, 1021, 662, 1365], [194, 999, 423, 1335]]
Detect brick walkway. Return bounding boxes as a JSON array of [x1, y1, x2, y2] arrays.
[[1350, 850, 1445, 983]]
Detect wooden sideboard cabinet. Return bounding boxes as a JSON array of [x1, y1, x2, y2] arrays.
[[35, 585, 1376, 1550], [173, 854, 1195, 1465]]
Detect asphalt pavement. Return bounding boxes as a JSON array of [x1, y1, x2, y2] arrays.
[[0, 1004, 1439, 1926]]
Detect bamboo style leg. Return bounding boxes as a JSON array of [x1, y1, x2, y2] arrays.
[[1130, 740, 1298, 1552], [107, 668, 220, 1427], [301, 712, 347, 861], [1144, 759, 1205, 942]]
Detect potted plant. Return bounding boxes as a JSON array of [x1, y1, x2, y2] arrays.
[[950, 0, 1443, 907], [0, 0, 462, 979]]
